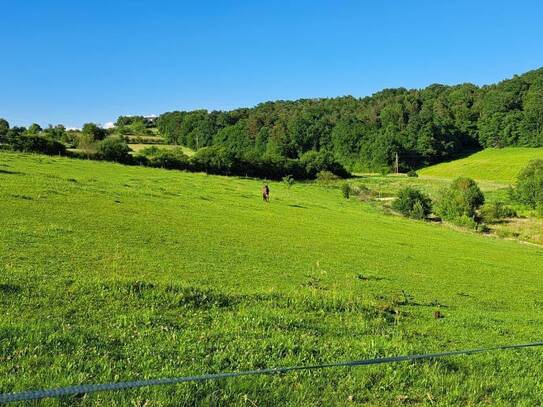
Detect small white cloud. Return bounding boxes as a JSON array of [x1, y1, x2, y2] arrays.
[[103, 122, 115, 129]]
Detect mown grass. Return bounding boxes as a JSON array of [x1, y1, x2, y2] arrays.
[[419, 147, 543, 184], [1, 152, 543, 406]]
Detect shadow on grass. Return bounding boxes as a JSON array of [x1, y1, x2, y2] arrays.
[[0, 283, 22, 294], [0, 169, 22, 175]]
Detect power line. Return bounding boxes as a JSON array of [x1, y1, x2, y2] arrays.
[[1, 341, 542, 403]]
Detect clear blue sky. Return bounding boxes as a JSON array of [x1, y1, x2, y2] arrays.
[[1, 0, 542, 128]]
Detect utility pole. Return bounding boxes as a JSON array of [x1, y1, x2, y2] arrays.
[[395, 152, 399, 174]]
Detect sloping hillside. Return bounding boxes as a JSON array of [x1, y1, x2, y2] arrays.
[[419, 147, 543, 184], [1, 152, 542, 405]]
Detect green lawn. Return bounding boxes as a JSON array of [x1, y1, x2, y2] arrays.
[[419, 147, 543, 184], [1, 152, 543, 405]]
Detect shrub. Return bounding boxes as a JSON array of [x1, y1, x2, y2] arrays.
[[126, 135, 165, 144], [143, 147, 190, 170], [191, 146, 235, 175], [97, 136, 132, 163], [341, 183, 351, 199], [282, 175, 294, 188], [354, 184, 375, 202], [435, 177, 485, 220], [450, 214, 478, 230], [140, 145, 162, 156], [407, 169, 418, 178], [480, 201, 517, 223], [81, 123, 107, 141], [61, 131, 79, 148], [512, 160, 543, 208], [8, 134, 66, 155], [379, 166, 391, 176], [410, 201, 426, 220], [392, 187, 432, 219], [77, 133, 98, 158], [299, 150, 350, 179], [316, 170, 339, 184]]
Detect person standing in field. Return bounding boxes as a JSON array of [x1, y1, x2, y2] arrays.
[[262, 184, 270, 202]]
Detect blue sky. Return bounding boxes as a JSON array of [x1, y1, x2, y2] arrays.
[[1, 0, 542, 128]]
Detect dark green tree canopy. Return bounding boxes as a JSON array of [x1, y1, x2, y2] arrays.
[[512, 160, 543, 208], [0, 118, 9, 136], [26, 123, 42, 135], [435, 177, 485, 220], [97, 136, 131, 163], [82, 123, 108, 141], [115, 115, 145, 127], [156, 68, 543, 172], [392, 187, 432, 219]]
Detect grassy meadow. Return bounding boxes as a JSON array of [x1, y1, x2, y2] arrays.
[[1, 151, 543, 405], [127, 144, 195, 156], [419, 147, 543, 184]]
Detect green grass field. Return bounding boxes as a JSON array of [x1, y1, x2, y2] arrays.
[[419, 147, 543, 184], [1, 152, 543, 405], [128, 144, 195, 156]]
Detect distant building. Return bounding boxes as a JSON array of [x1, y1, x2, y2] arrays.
[[143, 115, 158, 125]]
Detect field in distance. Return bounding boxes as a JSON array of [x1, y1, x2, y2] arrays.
[[127, 143, 195, 156], [1, 151, 542, 405], [419, 147, 543, 184]]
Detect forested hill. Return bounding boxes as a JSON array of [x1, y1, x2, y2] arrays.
[[157, 67, 543, 171]]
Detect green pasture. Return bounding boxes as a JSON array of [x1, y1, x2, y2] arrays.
[[419, 147, 543, 184], [128, 144, 195, 156], [1, 152, 542, 405]]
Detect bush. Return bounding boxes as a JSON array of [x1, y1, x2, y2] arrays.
[[82, 123, 107, 141], [8, 134, 66, 155], [392, 187, 432, 219], [480, 201, 517, 223], [407, 169, 418, 178], [142, 147, 190, 170], [189, 147, 311, 180], [353, 184, 375, 202], [61, 131, 79, 148], [410, 201, 426, 220], [341, 183, 351, 199], [97, 137, 132, 163], [282, 175, 294, 188], [191, 146, 235, 175], [512, 160, 543, 208], [379, 166, 391, 176], [66, 149, 93, 160], [435, 177, 485, 220], [140, 145, 162, 156], [316, 170, 340, 184], [77, 133, 98, 158], [126, 135, 165, 144], [299, 150, 350, 179], [450, 214, 478, 230]]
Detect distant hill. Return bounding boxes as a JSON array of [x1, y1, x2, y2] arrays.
[[156, 67, 543, 172], [419, 147, 543, 184]]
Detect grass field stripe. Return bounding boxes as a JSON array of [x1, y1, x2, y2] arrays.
[[1, 341, 542, 403]]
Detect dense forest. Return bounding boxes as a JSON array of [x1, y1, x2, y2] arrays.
[[156, 67, 543, 171], [1, 67, 542, 175]]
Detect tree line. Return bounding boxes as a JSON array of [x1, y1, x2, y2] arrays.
[[0, 119, 349, 180], [1, 67, 542, 174], [156, 67, 543, 171]]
